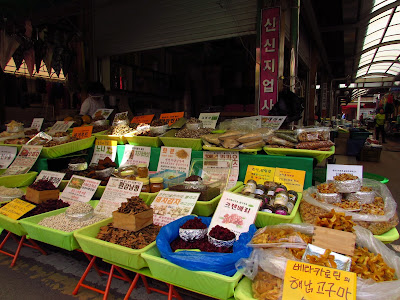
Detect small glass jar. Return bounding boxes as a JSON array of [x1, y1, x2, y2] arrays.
[[137, 163, 149, 178], [150, 177, 164, 193], [242, 180, 257, 195], [275, 184, 287, 193], [274, 205, 289, 215], [274, 191, 289, 206], [254, 184, 266, 196], [136, 177, 150, 192]]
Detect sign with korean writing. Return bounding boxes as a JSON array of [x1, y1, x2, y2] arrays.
[[31, 118, 44, 131], [0, 198, 36, 220], [35, 170, 65, 188], [90, 140, 117, 166], [203, 151, 239, 190], [95, 177, 143, 217], [151, 190, 200, 226], [0, 146, 17, 169], [159, 112, 185, 126], [157, 146, 192, 176], [48, 121, 74, 135], [198, 112, 220, 129], [72, 126, 93, 139], [259, 7, 280, 116], [274, 168, 305, 192], [112, 111, 129, 126], [2, 145, 42, 176], [244, 165, 276, 184], [261, 116, 286, 129], [209, 191, 261, 239], [232, 116, 262, 128], [282, 260, 356, 300], [60, 175, 101, 204], [131, 114, 154, 124], [120, 145, 151, 167], [326, 164, 363, 181], [92, 108, 114, 119]]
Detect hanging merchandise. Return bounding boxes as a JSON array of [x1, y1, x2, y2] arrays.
[[44, 45, 54, 76], [62, 47, 73, 77], [52, 46, 63, 77], [12, 44, 24, 71], [24, 47, 35, 76], [34, 30, 46, 73], [0, 29, 20, 70]]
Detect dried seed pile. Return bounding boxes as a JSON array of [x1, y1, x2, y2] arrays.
[[117, 196, 150, 215]]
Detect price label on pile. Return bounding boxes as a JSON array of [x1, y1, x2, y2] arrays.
[[90, 140, 117, 166], [326, 164, 363, 181], [261, 116, 286, 129], [131, 114, 154, 124], [120, 145, 151, 167], [203, 151, 239, 190], [72, 126, 93, 139], [35, 170, 66, 188], [274, 168, 306, 193], [2, 145, 43, 176], [30, 118, 44, 131], [48, 121, 74, 135], [0, 146, 17, 169], [282, 260, 356, 300], [92, 108, 114, 119], [157, 146, 192, 175], [159, 112, 184, 126], [244, 165, 276, 184], [95, 177, 143, 217], [151, 190, 200, 226], [60, 175, 101, 204], [0, 198, 36, 220], [198, 112, 220, 129]]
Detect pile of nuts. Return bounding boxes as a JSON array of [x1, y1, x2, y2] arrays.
[[175, 128, 212, 139], [108, 124, 134, 136], [317, 183, 337, 193], [333, 173, 358, 181]]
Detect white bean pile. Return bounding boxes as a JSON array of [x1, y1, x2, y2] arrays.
[[38, 213, 105, 232]]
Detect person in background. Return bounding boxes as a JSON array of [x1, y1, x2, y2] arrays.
[[79, 81, 106, 116], [375, 108, 386, 143]]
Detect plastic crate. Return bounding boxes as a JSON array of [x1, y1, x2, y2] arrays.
[[40, 136, 95, 158], [73, 218, 155, 270], [359, 146, 382, 162], [142, 246, 242, 300], [149, 169, 186, 189]]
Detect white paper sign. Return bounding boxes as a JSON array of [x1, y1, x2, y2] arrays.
[[209, 191, 261, 239], [326, 164, 363, 181], [31, 118, 44, 131], [203, 151, 239, 190], [92, 108, 114, 119], [198, 112, 220, 129], [48, 121, 74, 135], [35, 170, 66, 187], [2, 145, 42, 176], [157, 146, 192, 176], [261, 116, 286, 129], [60, 175, 101, 204], [151, 190, 200, 226], [0, 146, 17, 169], [112, 111, 129, 126], [95, 177, 143, 217], [90, 140, 117, 166], [232, 116, 262, 128], [120, 145, 151, 167]]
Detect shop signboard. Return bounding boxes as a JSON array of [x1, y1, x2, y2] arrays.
[[0, 146, 17, 169], [35, 170, 65, 187], [120, 145, 151, 167], [259, 7, 280, 116]]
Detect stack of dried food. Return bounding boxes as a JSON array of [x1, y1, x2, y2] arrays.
[[169, 175, 220, 201], [201, 128, 270, 149], [4, 137, 30, 144], [24, 128, 39, 137]]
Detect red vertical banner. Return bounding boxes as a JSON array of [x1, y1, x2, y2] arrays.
[[259, 7, 280, 116]]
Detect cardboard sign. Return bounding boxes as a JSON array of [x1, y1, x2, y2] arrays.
[[112, 111, 129, 126], [244, 165, 276, 184], [151, 190, 200, 226], [2, 145, 42, 176], [90, 140, 117, 166], [312, 227, 356, 256], [35, 170, 66, 188], [0, 146, 17, 169], [60, 175, 101, 204], [274, 168, 305, 193], [282, 260, 357, 300], [209, 191, 261, 239], [92, 108, 114, 119], [0, 198, 36, 220], [198, 112, 220, 129], [157, 146, 192, 176], [95, 177, 143, 217], [261, 116, 286, 129], [326, 164, 363, 181], [72, 126, 93, 139], [159, 112, 185, 126], [31, 118, 44, 131], [131, 114, 154, 124], [48, 121, 74, 135], [119, 145, 151, 167]]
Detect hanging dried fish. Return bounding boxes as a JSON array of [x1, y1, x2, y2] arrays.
[[0, 30, 20, 70]]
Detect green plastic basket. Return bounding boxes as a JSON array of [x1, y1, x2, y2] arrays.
[[159, 129, 203, 151], [19, 200, 100, 251], [74, 218, 155, 270], [263, 146, 335, 163], [125, 135, 162, 147], [40, 136, 95, 158], [95, 134, 127, 145], [233, 277, 256, 300], [141, 247, 242, 300], [0, 170, 38, 188]]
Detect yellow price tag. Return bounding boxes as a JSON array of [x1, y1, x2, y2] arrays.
[[283, 260, 356, 300], [95, 140, 117, 147], [274, 168, 305, 192], [0, 198, 36, 220], [244, 165, 275, 184]]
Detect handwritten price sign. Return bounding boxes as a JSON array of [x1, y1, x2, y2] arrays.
[[244, 165, 276, 184], [0, 199, 36, 220], [131, 114, 154, 124], [274, 168, 305, 192], [72, 126, 93, 139], [159, 112, 184, 126]]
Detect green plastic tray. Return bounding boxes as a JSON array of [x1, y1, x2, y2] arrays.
[[92, 130, 109, 136], [125, 135, 162, 147], [159, 129, 203, 151], [0, 170, 38, 188], [19, 200, 100, 251], [0, 210, 28, 236], [95, 134, 127, 145], [203, 145, 261, 155], [263, 146, 335, 163], [233, 277, 256, 300], [142, 247, 242, 300], [0, 143, 22, 151], [74, 218, 155, 270], [192, 182, 243, 217], [40, 136, 95, 158]]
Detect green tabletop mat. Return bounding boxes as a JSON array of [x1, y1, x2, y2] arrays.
[[263, 146, 335, 163]]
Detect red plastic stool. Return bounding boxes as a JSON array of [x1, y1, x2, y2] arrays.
[[0, 230, 47, 267]]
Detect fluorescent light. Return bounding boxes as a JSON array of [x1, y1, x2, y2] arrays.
[[316, 85, 320, 89]]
